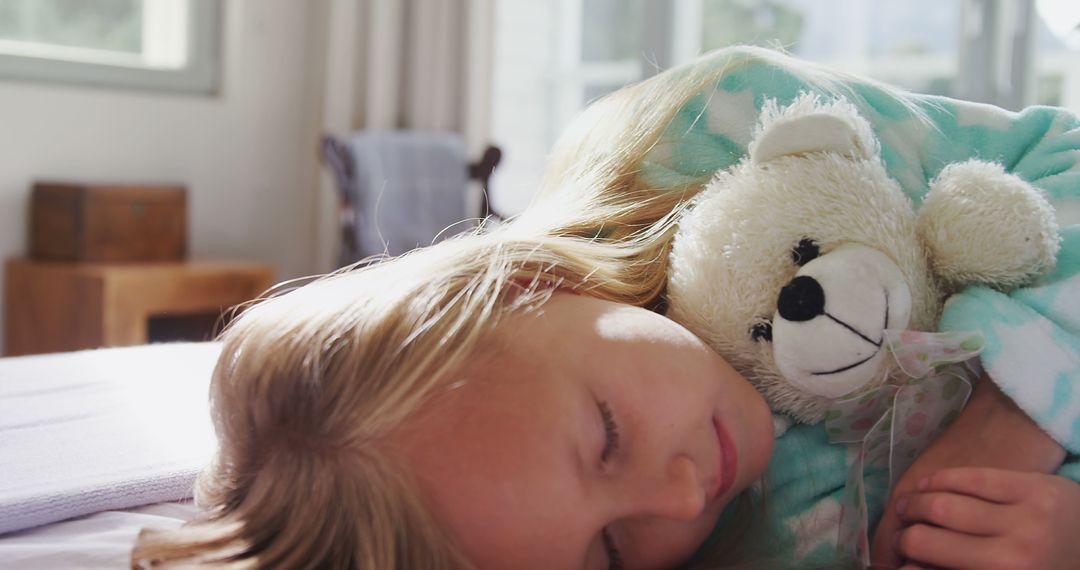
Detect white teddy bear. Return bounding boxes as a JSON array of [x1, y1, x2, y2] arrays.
[[666, 93, 1060, 424]]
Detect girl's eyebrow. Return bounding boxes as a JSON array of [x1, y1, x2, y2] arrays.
[[574, 393, 590, 484], [577, 386, 605, 485]]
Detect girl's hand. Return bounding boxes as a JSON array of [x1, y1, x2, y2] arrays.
[[893, 467, 1080, 570], [870, 376, 1066, 568]]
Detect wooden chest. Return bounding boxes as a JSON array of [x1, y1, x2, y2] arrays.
[[4, 259, 275, 356], [30, 182, 187, 262]]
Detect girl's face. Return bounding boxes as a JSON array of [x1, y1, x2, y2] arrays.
[[392, 292, 774, 569]]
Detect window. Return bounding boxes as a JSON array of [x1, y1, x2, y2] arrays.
[[492, 0, 1080, 213], [490, 0, 658, 214], [0, 0, 221, 94], [1034, 0, 1080, 108], [695, 0, 962, 98]]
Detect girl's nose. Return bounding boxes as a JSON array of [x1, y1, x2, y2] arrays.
[[638, 455, 706, 521]]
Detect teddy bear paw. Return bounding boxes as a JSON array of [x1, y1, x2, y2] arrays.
[[918, 160, 1060, 290]]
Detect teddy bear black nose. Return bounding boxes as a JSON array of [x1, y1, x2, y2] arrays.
[[777, 275, 826, 322]]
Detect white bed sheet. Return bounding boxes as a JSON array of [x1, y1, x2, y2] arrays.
[[0, 501, 198, 569], [0, 342, 220, 546]]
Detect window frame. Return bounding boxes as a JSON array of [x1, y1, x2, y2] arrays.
[[0, 0, 221, 95]]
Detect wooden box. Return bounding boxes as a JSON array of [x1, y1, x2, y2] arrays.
[[4, 259, 275, 356], [30, 182, 187, 262]]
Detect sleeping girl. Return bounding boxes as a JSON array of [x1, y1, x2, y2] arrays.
[[132, 47, 1080, 569]]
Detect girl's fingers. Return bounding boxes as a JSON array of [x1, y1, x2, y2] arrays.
[[921, 467, 1027, 504], [897, 491, 1007, 536], [897, 523, 1000, 570]]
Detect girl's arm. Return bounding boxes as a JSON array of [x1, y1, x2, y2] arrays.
[[870, 374, 1067, 567], [920, 373, 1066, 473], [893, 466, 1080, 570]]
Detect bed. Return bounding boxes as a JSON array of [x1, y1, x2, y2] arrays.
[[0, 343, 220, 568]]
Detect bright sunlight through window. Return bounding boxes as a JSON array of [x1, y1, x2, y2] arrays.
[[1037, 0, 1080, 49]]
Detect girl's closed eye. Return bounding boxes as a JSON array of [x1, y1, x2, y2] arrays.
[[602, 527, 624, 570], [597, 402, 625, 569], [598, 400, 620, 462]]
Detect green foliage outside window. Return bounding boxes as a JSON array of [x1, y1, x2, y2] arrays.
[[0, 0, 142, 54]]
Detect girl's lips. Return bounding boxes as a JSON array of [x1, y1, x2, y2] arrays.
[[711, 416, 738, 501]]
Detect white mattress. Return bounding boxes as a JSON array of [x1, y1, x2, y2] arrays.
[[0, 501, 198, 569], [0, 342, 221, 566]]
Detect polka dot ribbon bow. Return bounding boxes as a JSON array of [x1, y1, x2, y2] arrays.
[[826, 329, 985, 568]]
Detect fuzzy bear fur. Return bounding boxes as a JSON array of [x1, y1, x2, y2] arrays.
[[666, 94, 1059, 423]]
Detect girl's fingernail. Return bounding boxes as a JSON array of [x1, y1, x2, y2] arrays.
[[896, 497, 908, 514], [917, 477, 929, 491]]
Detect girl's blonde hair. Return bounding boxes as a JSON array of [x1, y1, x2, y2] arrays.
[[132, 46, 889, 569]]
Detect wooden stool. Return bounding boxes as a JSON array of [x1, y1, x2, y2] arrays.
[[3, 259, 274, 356]]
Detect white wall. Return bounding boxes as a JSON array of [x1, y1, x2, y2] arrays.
[[0, 0, 327, 351]]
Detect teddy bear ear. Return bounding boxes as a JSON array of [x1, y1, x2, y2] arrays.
[[751, 112, 869, 165], [749, 94, 877, 165]]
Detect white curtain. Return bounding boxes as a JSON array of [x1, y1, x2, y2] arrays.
[[310, 0, 495, 271], [357, 0, 494, 152]]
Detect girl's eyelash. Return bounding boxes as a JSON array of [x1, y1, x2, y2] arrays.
[[597, 404, 623, 569], [598, 400, 619, 462], [601, 527, 624, 570]]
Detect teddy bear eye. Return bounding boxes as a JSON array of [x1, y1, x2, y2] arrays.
[[750, 321, 773, 342], [791, 238, 820, 266]]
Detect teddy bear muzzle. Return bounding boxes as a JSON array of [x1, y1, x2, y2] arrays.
[[772, 244, 913, 399]]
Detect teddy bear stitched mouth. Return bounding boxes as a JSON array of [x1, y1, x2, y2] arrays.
[[810, 345, 880, 376], [808, 292, 889, 377]]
